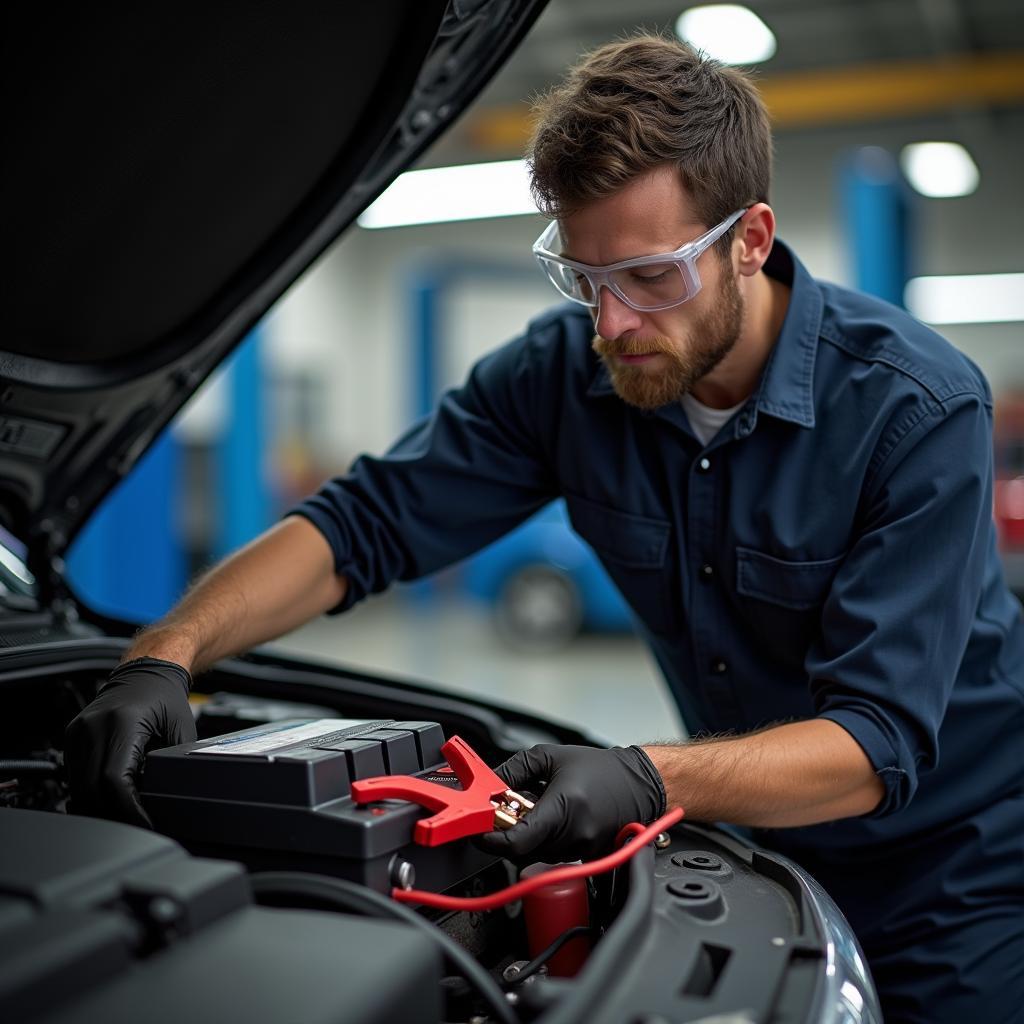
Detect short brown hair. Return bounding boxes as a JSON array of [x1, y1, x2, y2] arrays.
[[529, 34, 772, 245]]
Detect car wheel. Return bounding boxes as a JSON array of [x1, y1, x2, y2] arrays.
[[494, 564, 584, 651]]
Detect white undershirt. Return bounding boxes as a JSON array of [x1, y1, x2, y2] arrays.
[[680, 391, 745, 446]]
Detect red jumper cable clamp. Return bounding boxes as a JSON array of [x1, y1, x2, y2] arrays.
[[349, 734, 535, 847]]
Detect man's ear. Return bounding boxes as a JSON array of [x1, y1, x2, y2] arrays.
[[734, 203, 775, 278]]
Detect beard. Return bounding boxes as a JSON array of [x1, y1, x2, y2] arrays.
[[592, 268, 744, 410]]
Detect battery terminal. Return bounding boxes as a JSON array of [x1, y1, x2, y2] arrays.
[[492, 789, 535, 830]]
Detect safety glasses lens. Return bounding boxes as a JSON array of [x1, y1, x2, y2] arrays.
[[536, 255, 696, 310], [539, 258, 596, 306], [610, 262, 688, 309]]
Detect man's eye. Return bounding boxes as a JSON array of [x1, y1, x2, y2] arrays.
[[631, 269, 670, 284]]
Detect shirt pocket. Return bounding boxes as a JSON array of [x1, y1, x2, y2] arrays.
[[736, 547, 845, 609], [565, 492, 675, 634], [735, 546, 845, 659]]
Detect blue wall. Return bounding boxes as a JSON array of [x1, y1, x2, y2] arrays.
[[67, 328, 272, 623]]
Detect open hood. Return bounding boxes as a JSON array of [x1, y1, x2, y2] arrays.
[[0, 0, 547, 592]]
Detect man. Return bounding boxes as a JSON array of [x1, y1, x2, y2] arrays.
[[67, 35, 1022, 1022]]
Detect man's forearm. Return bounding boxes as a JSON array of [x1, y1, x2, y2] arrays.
[[643, 719, 884, 828], [125, 516, 347, 674]]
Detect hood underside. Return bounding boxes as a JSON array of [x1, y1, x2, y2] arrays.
[[0, 0, 547, 581]]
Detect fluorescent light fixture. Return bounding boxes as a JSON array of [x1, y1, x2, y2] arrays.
[[358, 159, 537, 229], [900, 142, 979, 198], [905, 273, 1024, 324], [675, 4, 777, 65]]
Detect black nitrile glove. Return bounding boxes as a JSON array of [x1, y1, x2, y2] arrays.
[[65, 657, 196, 827], [477, 744, 666, 862]]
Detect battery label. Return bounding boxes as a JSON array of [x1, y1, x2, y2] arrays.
[[191, 719, 378, 756]]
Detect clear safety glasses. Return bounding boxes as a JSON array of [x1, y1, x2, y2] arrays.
[[532, 208, 747, 312]]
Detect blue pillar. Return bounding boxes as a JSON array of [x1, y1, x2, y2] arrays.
[[215, 327, 272, 558], [67, 427, 186, 622], [841, 146, 913, 306], [408, 270, 443, 423], [405, 271, 446, 602]]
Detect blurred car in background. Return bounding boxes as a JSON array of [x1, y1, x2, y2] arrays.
[[464, 501, 633, 649]]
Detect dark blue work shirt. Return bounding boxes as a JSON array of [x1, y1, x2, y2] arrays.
[[294, 240, 1024, 858]]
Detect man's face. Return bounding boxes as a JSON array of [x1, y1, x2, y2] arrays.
[[559, 165, 745, 410]]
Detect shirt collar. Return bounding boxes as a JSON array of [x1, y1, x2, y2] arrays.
[[746, 239, 820, 430], [586, 238, 822, 432]]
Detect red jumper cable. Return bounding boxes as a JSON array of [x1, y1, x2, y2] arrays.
[[350, 734, 685, 910], [350, 734, 536, 847]]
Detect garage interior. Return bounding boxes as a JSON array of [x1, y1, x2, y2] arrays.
[[61, 0, 1024, 746]]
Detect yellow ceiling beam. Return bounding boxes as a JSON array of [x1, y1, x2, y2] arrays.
[[759, 51, 1024, 127], [464, 51, 1024, 151]]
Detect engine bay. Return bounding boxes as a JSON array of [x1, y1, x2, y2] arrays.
[[0, 653, 874, 1024]]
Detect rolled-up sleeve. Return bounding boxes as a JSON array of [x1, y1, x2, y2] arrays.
[[808, 391, 994, 816], [288, 331, 558, 612]]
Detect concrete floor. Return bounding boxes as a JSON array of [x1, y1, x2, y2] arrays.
[[268, 590, 686, 746]]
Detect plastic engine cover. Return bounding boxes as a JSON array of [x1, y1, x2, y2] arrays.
[[0, 808, 440, 1024]]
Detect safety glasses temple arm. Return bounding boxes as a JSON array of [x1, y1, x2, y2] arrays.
[[690, 208, 749, 255]]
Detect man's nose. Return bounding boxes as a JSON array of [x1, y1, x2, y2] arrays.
[[594, 286, 642, 340]]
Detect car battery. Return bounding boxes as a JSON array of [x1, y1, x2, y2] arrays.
[[141, 718, 494, 894]]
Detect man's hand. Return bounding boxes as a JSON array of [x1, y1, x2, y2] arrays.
[[477, 744, 666, 862], [65, 657, 196, 827], [61, 520, 346, 829]]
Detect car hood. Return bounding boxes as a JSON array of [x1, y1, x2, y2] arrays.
[[0, 0, 546, 589]]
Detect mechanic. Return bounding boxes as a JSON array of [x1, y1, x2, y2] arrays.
[[66, 35, 1022, 1023]]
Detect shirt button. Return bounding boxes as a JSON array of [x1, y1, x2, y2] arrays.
[[700, 563, 715, 581], [710, 659, 728, 675], [697, 457, 711, 473]]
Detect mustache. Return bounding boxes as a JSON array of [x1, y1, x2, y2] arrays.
[[592, 333, 674, 358]]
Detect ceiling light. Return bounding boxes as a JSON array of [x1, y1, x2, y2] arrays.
[[905, 273, 1024, 324], [358, 159, 536, 229], [900, 142, 979, 198], [675, 4, 777, 65]]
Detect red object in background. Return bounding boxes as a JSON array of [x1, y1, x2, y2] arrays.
[[349, 735, 510, 847], [994, 395, 1024, 552], [520, 863, 591, 977], [995, 477, 1024, 548]]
